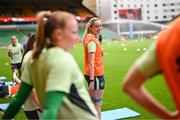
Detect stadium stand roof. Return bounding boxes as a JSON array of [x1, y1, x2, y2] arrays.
[[0, 0, 96, 18], [0, 0, 82, 3]]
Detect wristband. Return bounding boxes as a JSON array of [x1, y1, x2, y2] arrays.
[[90, 79, 94, 82]]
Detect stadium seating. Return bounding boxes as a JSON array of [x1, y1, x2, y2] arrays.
[[0, 29, 35, 46], [0, 27, 117, 46], [0, 1, 95, 18], [0, 0, 117, 47]]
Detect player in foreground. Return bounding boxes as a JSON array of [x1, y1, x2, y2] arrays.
[[123, 17, 180, 119], [2, 11, 98, 120]]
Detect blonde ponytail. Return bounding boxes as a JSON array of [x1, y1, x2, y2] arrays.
[[82, 17, 99, 42], [33, 11, 75, 58]]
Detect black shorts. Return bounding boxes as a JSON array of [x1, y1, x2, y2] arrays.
[[0, 85, 9, 98], [24, 109, 41, 120], [11, 63, 21, 70], [84, 75, 105, 90]]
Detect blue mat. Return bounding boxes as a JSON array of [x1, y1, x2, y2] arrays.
[[0, 103, 9, 110], [0, 76, 14, 86], [0, 103, 24, 110], [102, 107, 140, 120], [0, 76, 6, 81], [0, 81, 14, 86], [0, 104, 140, 119], [5, 81, 14, 85]]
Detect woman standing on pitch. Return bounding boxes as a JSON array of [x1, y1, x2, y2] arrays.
[[83, 17, 105, 119], [2, 11, 98, 120], [7, 36, 24, 82], [22, 33, 41, 119]]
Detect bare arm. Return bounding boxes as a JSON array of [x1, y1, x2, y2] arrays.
[[88, 52, 95, 80], [88, 52, 95, 89], [7, 47, 12, 58], [30, 89, 41, 110], [123, 65, 179, 119]]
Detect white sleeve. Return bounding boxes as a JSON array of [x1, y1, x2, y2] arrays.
[[135, 43, 160, 77]]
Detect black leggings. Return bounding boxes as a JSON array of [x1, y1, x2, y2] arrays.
[[0, 85, 8, 98], [24, 109, 41, 120]]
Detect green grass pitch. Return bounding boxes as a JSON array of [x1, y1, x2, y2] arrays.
[[0, 39, 176, 119]]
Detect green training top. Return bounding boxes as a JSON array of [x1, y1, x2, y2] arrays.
[[8, 43, 23, 64], [21, 51, 39, 111], [21, 47, 98, 119]]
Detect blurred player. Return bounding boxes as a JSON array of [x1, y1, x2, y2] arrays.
[[7, 35, 23, 82], [2, 11, 98, 120], [123, 17, 180, 119], [0, 83, 20, 98], [22, 33, 41, 120], [4, 34, 41, 119]]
